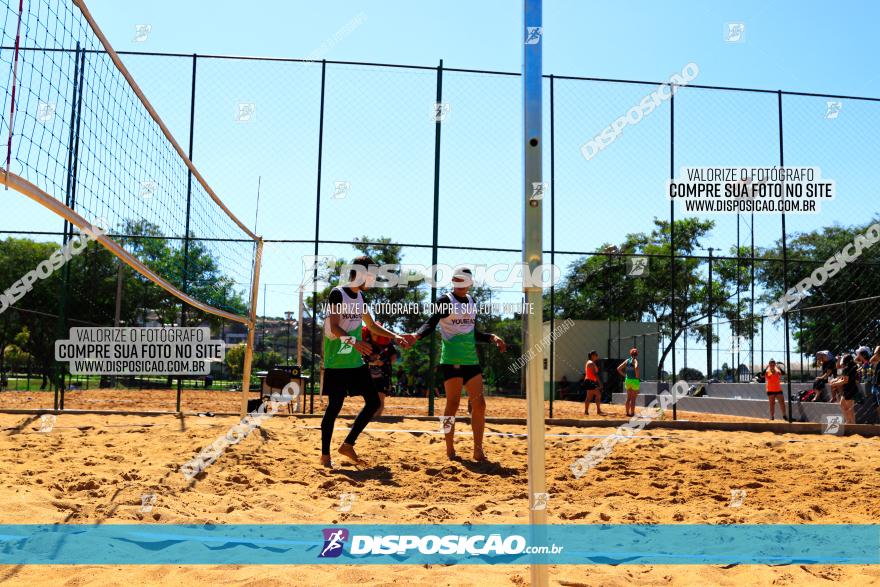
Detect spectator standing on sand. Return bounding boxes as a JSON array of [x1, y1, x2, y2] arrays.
[[764, 359, 786, 421], [829, 352, 853, 403], [869, 346, 880, 422], [815, 351, 837, 402], [839, 354, 860, 425]]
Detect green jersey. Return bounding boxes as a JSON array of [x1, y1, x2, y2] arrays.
[[323, 286, 365, 369], [416, 292, 491, 366]]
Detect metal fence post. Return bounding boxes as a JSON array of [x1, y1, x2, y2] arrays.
[[778, 90, 793, 422], [548, 73, 555, 417], [56, 43, 85, 412], [750, 212, 755, 375], [736, 213, 741, 381], [707, 248, 713, 379], [670, 88, 677, 420], [177, 52, 198, 412], [427, 59, 444, 417], [760, 314, 764, 369], [310, 59, 327, 415]]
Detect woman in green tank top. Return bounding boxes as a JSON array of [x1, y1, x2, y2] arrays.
[[617, 348, 640, 417], [402, 268, 505, 462]]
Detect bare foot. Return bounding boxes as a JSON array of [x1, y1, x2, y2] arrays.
[[597, 411, 606, 416], [473, 449, 488, 462], [447, 450, 460, 461], [338, 443, 365, 465], [320, 455, 332, 467]]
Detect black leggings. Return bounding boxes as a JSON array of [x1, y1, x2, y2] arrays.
[[321, 389, 380, 455]]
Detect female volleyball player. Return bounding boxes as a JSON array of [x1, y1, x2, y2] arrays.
[[617, 348, 640, 417], [320, 255, 409, 467], [403, 268, 506, 462], [764, 359, 786, 421], [583, 350, 604, 416], [361, 324, 399, 417]]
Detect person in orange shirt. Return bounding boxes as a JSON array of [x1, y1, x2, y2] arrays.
[[765, 359, 786, 421], [583, 350, 604, 416]]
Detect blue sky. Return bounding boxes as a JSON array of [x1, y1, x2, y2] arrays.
[[87, 0, 878, 96], [5, 0, 879, 373]]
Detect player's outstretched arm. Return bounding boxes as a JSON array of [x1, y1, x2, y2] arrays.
[[363, 309, 411, 348]]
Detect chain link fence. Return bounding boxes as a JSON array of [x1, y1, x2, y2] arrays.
[[3, 48, 879, 423]]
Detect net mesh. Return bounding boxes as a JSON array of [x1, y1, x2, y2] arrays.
[[0, 0, 257, 320]]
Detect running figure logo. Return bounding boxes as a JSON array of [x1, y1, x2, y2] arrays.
[[235, 102, 256, 122], [824, 101, 842, 120], [36, 101, 56, 124], [301, 255, 337, 291], [728, 489, 747, 508], [530, 182, 547, 202], [37, 414, 55, 433], [626, 256, 648, 278], [532, 492, 549, 511], [139, 179, 158, 201], [140, 493, 157, 513], [822, 414, 844, 435], [133, 24, 152, 43], [332, 181, 351, 199], [724, 22, 745, 43], [432, 102, 451, 123], [319, 528, 349, 558], [439, 415, 455, 434], [524, 26, 543, 45], [337, 493, 356, 513]]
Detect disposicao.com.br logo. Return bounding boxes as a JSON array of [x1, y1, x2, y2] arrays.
[[318, 528, 562, 557]]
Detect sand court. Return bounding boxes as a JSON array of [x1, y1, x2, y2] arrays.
[[1, 411, 878, 585]]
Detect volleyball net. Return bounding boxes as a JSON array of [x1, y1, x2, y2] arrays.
[[1, 0, 263, 409]]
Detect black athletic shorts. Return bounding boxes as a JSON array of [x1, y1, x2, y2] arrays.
[[371, 377, 394, 395], [440, 364, 482, 384], [767, 391, 783, 397], [323, 365, 373, 397]]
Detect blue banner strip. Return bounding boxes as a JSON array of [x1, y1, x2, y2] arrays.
[[0, 525, 876, 565]]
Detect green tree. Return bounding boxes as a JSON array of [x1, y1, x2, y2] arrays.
[[678, 367, 704, 381], [547, 218, 743, 374], [3, 327, 32, 372], [225, 343, 247, 378], [119, 219, 247, 327], [758, 218, 880, 353], [256, 350, 283, 370], [0, 221, 249, 389], [0, 237, 72, 388]]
